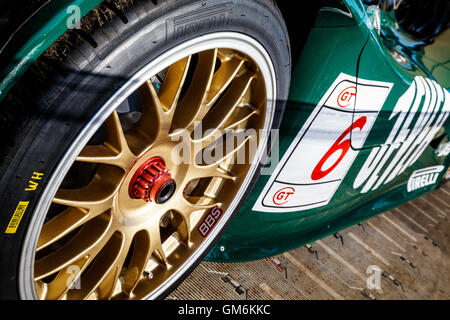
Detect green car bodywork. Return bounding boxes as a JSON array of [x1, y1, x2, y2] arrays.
[[0, 0, 448, 263], [207, 1, 450, 261]]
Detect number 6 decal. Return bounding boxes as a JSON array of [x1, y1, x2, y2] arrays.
[[253, 73, 393, 212], [311, 116, 367, 181]]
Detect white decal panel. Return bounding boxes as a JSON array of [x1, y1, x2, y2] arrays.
[[253, 73, 393, 213]]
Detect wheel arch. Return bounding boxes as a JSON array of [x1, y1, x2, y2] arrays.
[[274, 1, 321, 63], [0, 0, 104, 103], [1, 0, 317, 103]]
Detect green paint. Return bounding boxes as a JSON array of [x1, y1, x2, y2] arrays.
[[206, 0, 450, 262]]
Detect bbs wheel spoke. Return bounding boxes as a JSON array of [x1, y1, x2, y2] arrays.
[[206, 56, 246, 106], [43, 256, 89, 300], [37, 207, 89, 251], [76, 111, 136, 170], [172, 49, 218, 131], [195, 71, 255, 139], [68, 232, 127, 300], [52, 165, 123, 214], [34, 213, 112, 280], [121, 231, 152, 296]]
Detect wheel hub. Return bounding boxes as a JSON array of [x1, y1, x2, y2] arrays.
[[128, 157, 176, 204]]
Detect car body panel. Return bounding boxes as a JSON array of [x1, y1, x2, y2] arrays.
[[0, 0, 447, 263], [205, 0, 450, 262]]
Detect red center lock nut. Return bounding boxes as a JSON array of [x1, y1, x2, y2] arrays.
[[128, 157, 176, 204]]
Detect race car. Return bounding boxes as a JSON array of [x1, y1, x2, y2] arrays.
[[0, 0, 448, 300]]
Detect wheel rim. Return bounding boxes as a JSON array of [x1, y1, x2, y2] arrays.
[[19, 33, 277, 300]]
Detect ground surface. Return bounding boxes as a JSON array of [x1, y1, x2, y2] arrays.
[[168, 182, 450, 300]]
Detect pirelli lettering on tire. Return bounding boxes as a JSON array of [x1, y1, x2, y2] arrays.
[[168, 3, 233, 40], [253, 73, 393, 213]]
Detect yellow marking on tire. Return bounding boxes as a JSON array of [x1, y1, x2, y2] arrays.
[[31, 172, 44, 180], [5, 201, 29, 234], [348, 232, 391, 267], [25, 180, 38, 191], [284, 252, 344, 300], [25, 172, 44, 191]]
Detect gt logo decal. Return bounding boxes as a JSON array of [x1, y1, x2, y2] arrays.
[[312, 116, 367, 181], [198, 206, 223, 237], [337, 86, 356, 108], [253, 73, 392, 213], [273, 187, 295, 205]]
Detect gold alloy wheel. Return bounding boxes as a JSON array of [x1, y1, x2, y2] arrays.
[[33, 47, 268, 300]]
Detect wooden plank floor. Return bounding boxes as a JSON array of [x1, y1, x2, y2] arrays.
[[168, 181, 450, 300]]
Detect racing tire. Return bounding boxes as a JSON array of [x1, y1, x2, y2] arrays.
[[0, 0, 290, 300]]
